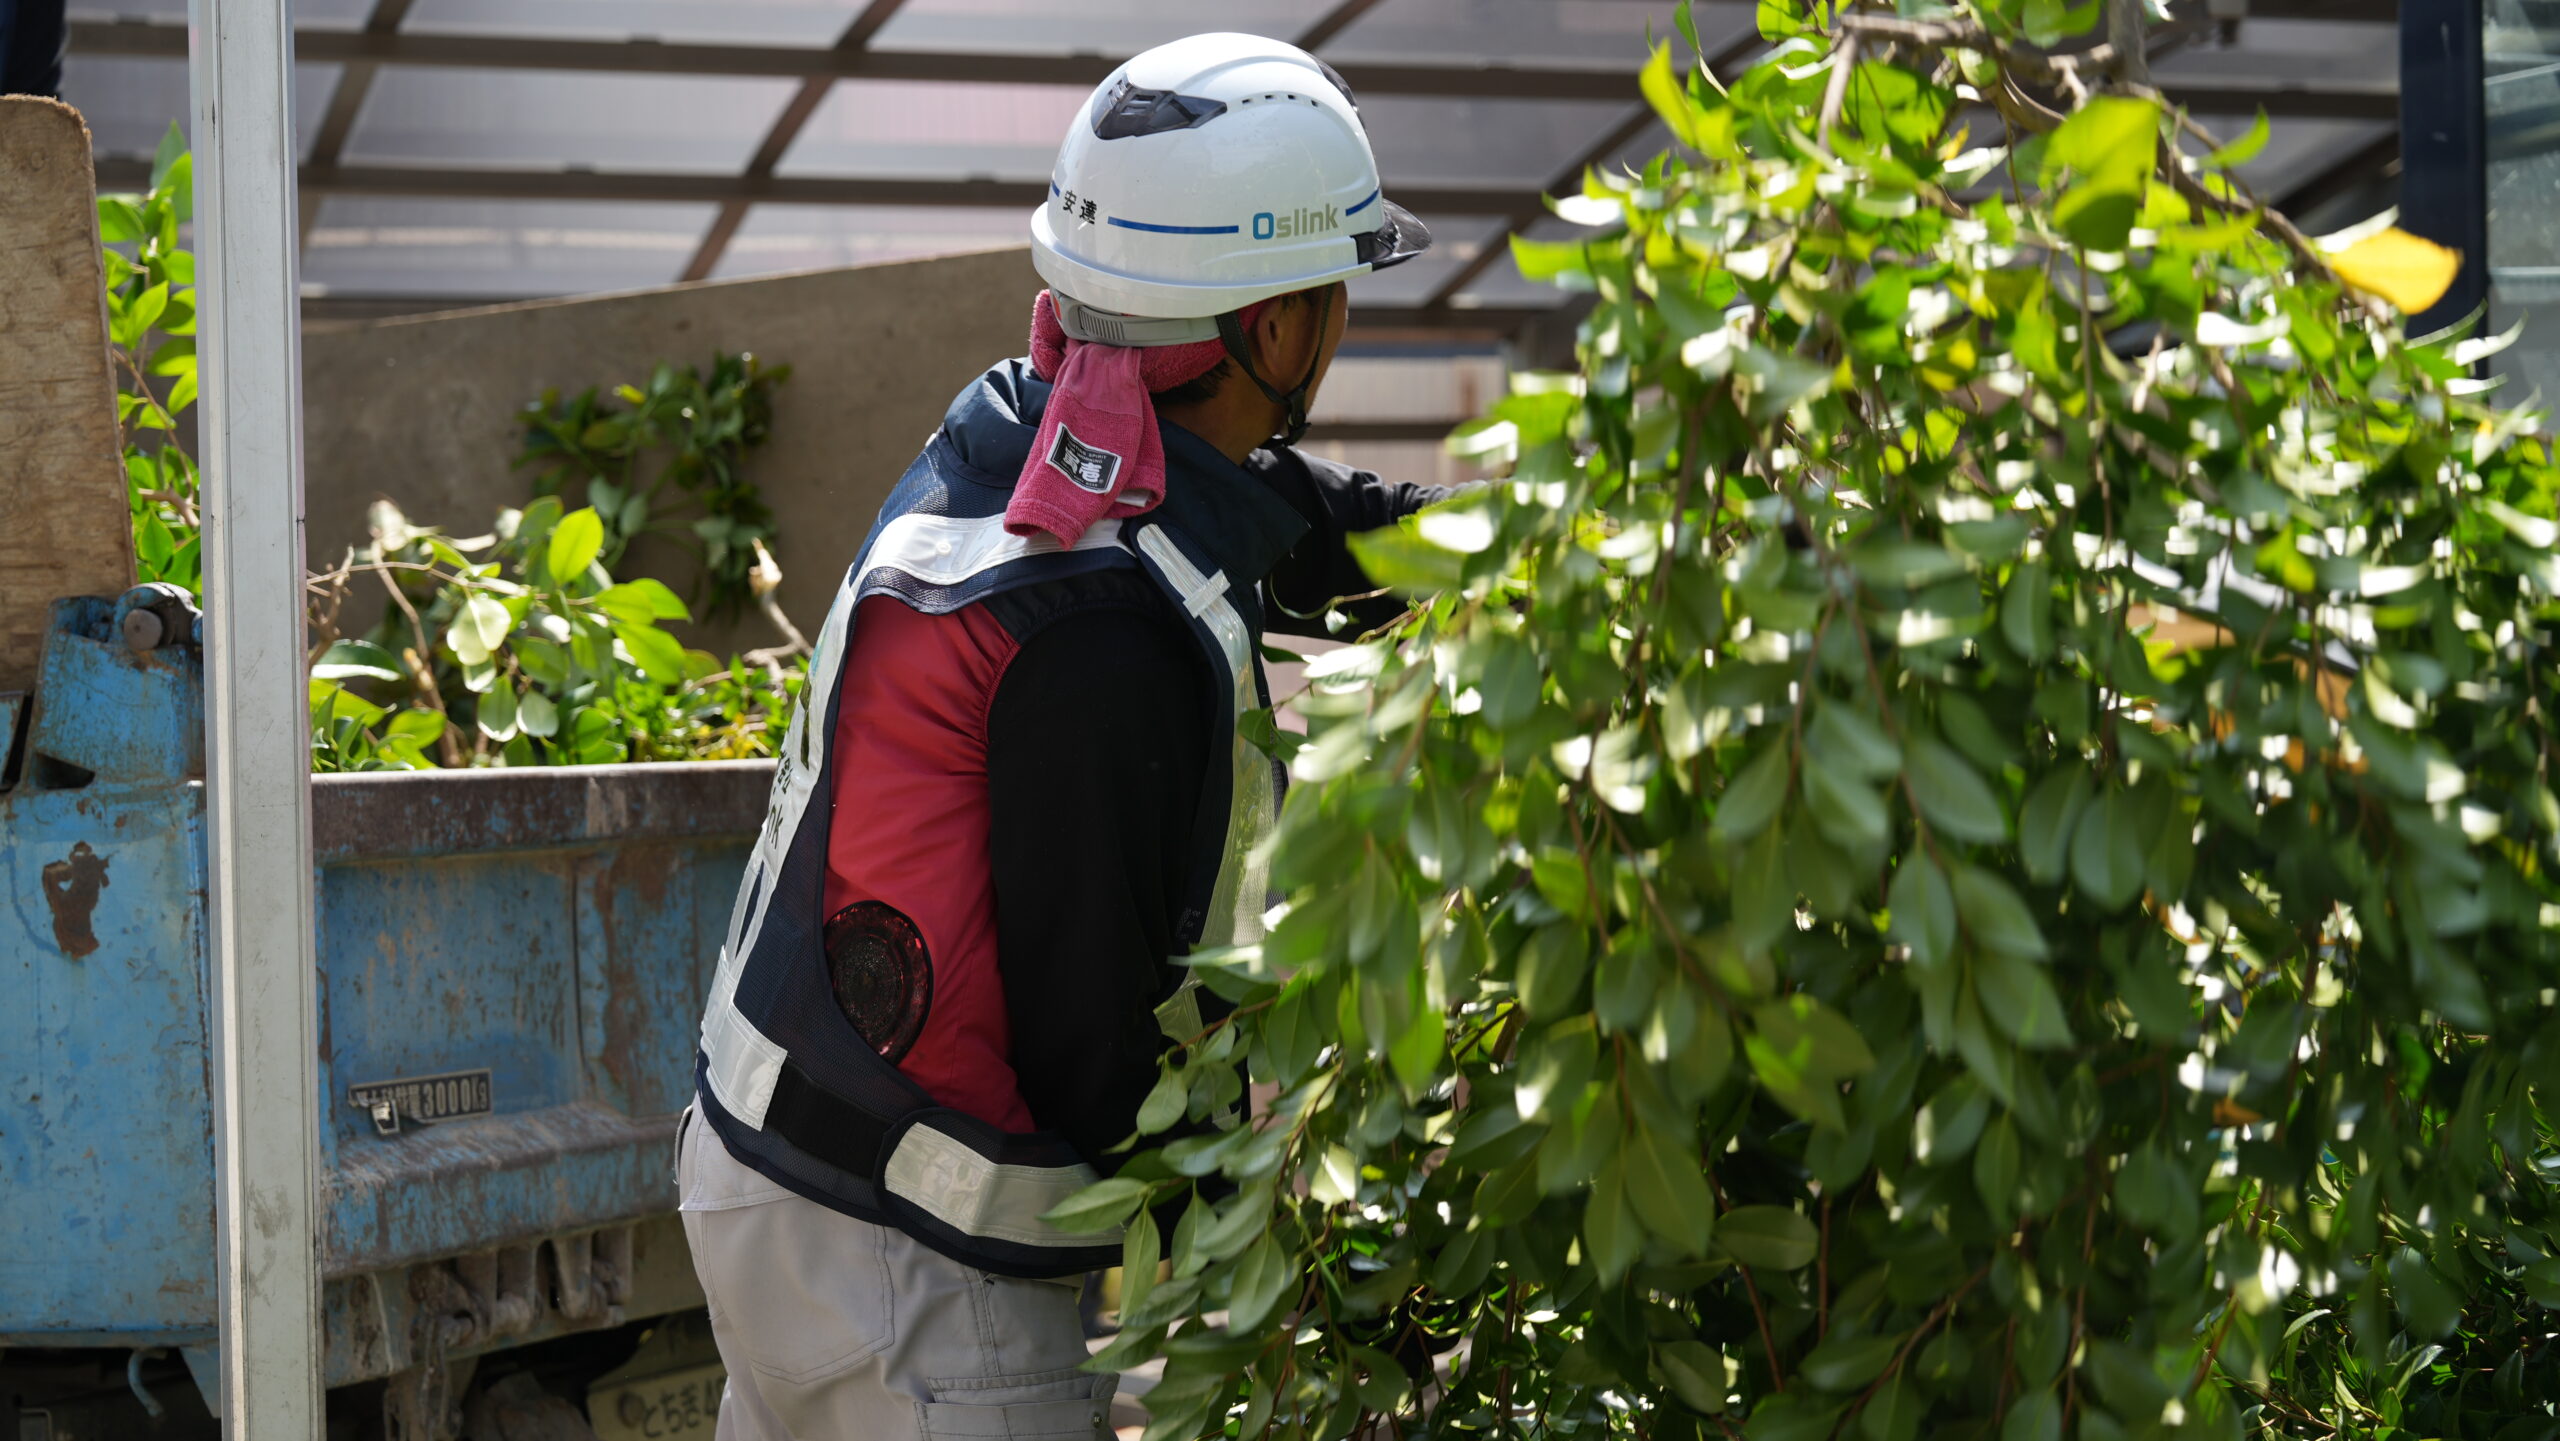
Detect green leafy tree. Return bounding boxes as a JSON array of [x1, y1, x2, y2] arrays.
[[1069, 4, 2560, 1438]]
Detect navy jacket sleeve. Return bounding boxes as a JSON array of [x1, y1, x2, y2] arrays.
[[985, 598, 1211, 1171], [1250, 447, 1464, 637]]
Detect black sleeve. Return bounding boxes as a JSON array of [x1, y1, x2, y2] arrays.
[[987, 600, 1211, 1171], [1252, 447, 1470, 637]]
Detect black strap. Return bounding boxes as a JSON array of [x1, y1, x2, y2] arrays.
[[1215, 284, 1335, 448], [763, 1059, 895, 1181]]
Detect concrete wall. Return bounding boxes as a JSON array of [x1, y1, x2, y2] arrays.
[[301, 245, 1042, 656]]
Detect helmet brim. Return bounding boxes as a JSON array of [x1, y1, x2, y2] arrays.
[[1359, 199, 1433, 271]]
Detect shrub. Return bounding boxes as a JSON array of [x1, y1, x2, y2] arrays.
[[1075, 5, 2560, 1438]]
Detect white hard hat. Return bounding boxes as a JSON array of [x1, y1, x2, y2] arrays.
[[1029, 31, 1433, 332]]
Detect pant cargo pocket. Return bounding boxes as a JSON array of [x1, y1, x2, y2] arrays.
[[917, 1369, 1114, 1438]]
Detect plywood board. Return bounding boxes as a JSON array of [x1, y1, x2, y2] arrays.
[[0, 97, 134, 693]]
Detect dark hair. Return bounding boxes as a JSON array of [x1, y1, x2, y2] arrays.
[[1151, 359, 1233, 408], [1148, 288, 1323, 407]]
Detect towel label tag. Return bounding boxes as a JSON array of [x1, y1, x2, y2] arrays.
[[1046, 426, 1123, 495]]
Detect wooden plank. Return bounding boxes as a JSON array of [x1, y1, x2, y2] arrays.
[[0, 98, 134, 693]]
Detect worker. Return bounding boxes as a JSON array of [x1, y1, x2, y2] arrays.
[[679, 32, 1452, 1440]]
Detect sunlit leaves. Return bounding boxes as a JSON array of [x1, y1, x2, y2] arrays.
[[1071, 3, 2560, 1437], [2040, 96, 2161, 252]]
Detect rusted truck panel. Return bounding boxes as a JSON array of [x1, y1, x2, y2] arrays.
[[0, 592, 769, 1418]]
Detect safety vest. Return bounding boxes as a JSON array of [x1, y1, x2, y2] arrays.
[[692, 368, 1286, 1278]]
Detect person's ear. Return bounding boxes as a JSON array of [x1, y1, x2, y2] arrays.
[[1251, 298, 1301, 377]]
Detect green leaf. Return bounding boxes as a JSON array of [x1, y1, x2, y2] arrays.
[[1586, 1158, 1643, 1281], [1974, 1113, 2021, 1219], [2069, 787, 2145, 910], [151, 122, 189, 193], [448, 594, 511, 666], [1225, 1232, 1295, 1332], [1904, 737, 2009, 843], [1136, 1067, 1187, 1134], [2209, 111, 2272, 167], [1623, 1122, 1716, 1256], [2001, 563, 2056, 660], [1041, 1176, 1150, 1234], [1717, 1205, 1818, 1270], [1346, 518, 1468, 593], [2042, 95, 2161, 188], [1859, 1373, 1921, 1441], [547, 506, 606, 582], [1803, 758, 1890, 850], [1656, 1338, 1728, 1415], [596, 577, 693, 624], [516, 688, 559, 739], [2016, 767, 2091, 884], [1641, 43, 1735, 157], [1887, 851, 1956, 968], [2389, 1246, 2464, 1340], [1852, 541, 1969, 589], [1713, 740, 1792, 844], [1913, 1074, 1990, 1164], [1474, 633, 1542, 728], [1515, 924, 1592, 1020], [1951, 865, 2047, 959], [478, 681, 521, 742], [1754, 994, 1875, 1080], [1975, 950, 2074, 1048], [2053, 186, 2141, 252], [2000, 1387, 2060, 1441], [311, 639, 403, 682], [1799, 1331, 1902, 1392], [98, 196, 145, 243], [1811, 704, 1901, 780], [616, 621, 687, 686]]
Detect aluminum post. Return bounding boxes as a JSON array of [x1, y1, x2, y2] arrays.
[[188, 0, 324, 1434]]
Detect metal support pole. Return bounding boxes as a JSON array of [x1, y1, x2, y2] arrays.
[[2402, 0, 2488, 334], [189, 0, 323, 1435]]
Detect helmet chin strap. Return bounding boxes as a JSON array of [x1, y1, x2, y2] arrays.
[[1214, 285, 1334, 449]]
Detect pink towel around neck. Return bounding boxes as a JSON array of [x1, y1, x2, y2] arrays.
[[1006, 290, 1269, 547]]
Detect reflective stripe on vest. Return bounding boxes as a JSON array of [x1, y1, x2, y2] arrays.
[[695, 510, 1273, 1271]]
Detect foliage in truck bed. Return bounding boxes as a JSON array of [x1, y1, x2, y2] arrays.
[[100, 128, 807, 773]]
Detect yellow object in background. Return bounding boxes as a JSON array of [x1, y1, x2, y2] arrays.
[[2327, 226, 2463, 315]]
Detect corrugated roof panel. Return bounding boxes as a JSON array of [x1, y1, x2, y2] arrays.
[[869, 0, 1327, 57], [301, 195, 717, 297], [58, 55, 345, 163], [343, 68, 798, 173], [402, 0, 860, 46], [777, 77, 1088, 180], [1361, 94, 1642, 185], [710, 204, 1030, 279], [1324, 0, 1687, 69]]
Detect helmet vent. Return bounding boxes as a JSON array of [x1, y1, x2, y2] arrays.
[[1091, 75, 1228, 139]]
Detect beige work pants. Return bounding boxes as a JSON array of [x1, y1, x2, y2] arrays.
[[676, 1105, 1116, 1440]]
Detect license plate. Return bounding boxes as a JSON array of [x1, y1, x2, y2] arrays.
[[348, 1068, 494, 1135], [588, 1361, 726, 1441]]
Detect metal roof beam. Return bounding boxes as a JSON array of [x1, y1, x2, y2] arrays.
[[66, 17, 2398, 115], [295, 0, 419, 240], [678, 0, 914, 283], [1419, 27, 1766, 312], [99, 156, 1541, 213]]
